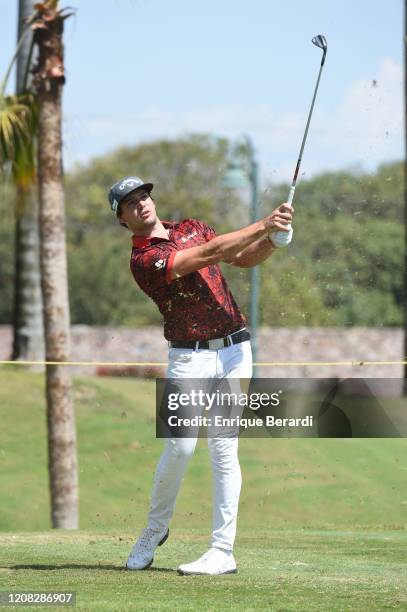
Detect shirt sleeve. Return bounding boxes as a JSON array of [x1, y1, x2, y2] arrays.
[[194, 220, 217, 242], [131, 243, 179, 287]]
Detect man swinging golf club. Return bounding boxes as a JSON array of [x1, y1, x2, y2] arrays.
[[108, 34, 326, 575], [108, 175, 293, 575]]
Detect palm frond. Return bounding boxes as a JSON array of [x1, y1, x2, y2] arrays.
[[0, 92, 37, 187]]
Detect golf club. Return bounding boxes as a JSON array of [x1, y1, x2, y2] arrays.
[[273, 34, 327, 242]]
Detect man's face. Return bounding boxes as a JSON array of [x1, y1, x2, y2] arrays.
[[118, 188, 157, 231]]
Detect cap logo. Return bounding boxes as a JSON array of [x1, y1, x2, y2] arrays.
[[111, 199, 118, 212], [119, 178, 141, 190]]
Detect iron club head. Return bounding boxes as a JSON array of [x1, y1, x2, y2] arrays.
[[312, 34, 327, 65], [312, 34, 327, 50]]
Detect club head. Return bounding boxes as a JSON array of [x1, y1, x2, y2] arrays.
[[312, 34, 327, 51]]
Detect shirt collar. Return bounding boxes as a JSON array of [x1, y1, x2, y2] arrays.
[[132, 221, 175, 249]]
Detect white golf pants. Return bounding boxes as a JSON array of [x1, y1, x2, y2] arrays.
[[146, 339, 252, 551]]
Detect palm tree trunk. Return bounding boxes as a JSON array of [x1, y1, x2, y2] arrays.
[[12, 191, 44, 362], [12, 0, 44, 363], [33, 2, 78, 528]]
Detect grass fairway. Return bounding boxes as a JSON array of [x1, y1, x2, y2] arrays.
[[1, 368, 407, 609], [0, 530, 406, 610]]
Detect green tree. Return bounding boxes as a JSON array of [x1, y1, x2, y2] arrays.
[[1, 141, 403, 329], [267, 162, 403, 326], [12, 0, 45, 362], [0, 5, 38, 353], [259, 255, 333, 327]]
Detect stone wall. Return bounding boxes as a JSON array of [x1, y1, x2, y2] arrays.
[[0, 326, 403, 379]]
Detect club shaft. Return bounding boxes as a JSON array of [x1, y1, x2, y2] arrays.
[[289, 57, 325, 199]]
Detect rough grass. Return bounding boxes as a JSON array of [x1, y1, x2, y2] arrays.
[[1, 368, 407, 532], [1, 368, 407, 609]]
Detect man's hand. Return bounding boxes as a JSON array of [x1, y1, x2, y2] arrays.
[[266, 202, 294, 232], [267, 203, 294, 248]]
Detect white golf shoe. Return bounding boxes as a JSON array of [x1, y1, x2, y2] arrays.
[[177, 547, 237, 576], [126, 527, 169, 570]]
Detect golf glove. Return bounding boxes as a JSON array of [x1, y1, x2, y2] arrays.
[[269, 226, 294, 248]]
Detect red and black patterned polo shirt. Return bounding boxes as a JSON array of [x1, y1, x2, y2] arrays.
[[130, 219, 246, 341]]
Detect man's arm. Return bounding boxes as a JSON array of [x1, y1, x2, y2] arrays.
[[223, 235, 276, 268], [169, 203, 292, 280], [223, 203, 294, 268]]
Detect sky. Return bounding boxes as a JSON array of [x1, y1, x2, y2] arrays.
[[0, 0, 404, 185]]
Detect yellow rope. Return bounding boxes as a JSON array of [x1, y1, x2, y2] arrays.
[[0, 360, 167, 367], [0, 360, 406, 367]]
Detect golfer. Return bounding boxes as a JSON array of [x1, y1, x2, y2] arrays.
[[108, 176, 293, 575]]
